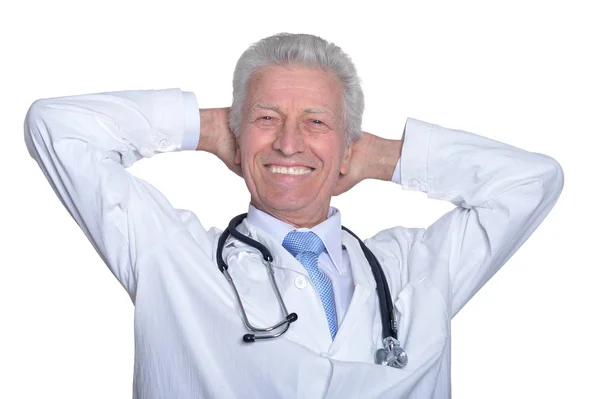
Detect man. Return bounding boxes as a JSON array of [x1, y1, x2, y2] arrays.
[[24, 33, 563, 398]]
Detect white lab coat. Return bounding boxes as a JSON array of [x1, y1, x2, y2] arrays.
[[24, 88, 564, 398]]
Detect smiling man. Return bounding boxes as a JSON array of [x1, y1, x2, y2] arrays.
[[24, 33, 563, 398], [235, 65, 354, 226]]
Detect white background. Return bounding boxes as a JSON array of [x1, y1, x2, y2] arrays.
[[1, 0, 598, 398]]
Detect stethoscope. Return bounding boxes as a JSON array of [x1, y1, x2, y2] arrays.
[[216, 213, 408, 369]]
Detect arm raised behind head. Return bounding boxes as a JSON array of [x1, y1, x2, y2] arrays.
[[23, 88, 214, 299], [196, 107, 242, 177], [333, 132, 404, 196]]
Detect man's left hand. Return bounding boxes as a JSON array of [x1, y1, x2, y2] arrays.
[[333, 132, 403, 196]]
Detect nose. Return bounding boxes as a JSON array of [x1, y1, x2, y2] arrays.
[[272, 119, 305, 155]]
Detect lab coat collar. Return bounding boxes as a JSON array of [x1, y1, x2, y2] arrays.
[[229, 213, 376, 291], [246, 204, 344, 274]]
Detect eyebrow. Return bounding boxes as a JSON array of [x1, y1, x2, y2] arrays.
[[303, 108, 330, 114], [255, 103, 278, 110], [255, 103, 332, 115]]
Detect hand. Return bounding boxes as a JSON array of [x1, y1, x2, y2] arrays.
[[333, 132, 403, 196], [332, 132, 372, 196], [197, 108, 242, 177]]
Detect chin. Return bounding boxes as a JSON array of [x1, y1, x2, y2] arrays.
[[254, 192, 313, 213], [251, 183, 331, 214], [266, 198, 310, 212]]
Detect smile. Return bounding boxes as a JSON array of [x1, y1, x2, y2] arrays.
[[266, 165, 314, 175]]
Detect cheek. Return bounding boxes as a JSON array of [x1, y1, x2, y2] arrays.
[[239, 133, 268, 166], [313, 139, 345, 169]]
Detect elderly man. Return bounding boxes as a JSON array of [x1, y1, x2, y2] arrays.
[[24, 33, 563, 398]]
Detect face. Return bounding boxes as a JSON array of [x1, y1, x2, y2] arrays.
[[234, 65, 353, 228]]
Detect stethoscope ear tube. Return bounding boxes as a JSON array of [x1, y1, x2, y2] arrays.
[[228, 213, 273, 261], [218, 215, 298, 342], [243, 312, 298, 342], [217, 213, 273, 272]]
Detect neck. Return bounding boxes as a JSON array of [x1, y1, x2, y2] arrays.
[[250, 200, 329, 228]]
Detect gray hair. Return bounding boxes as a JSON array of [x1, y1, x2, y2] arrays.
[[229, 33, 364, 144]]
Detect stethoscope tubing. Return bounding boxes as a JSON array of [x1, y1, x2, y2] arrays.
[[215, 213, 407, 367], [216, 213, 398, 342], [341, 226, 397, 339]]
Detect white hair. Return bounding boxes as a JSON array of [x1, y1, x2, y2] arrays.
[[229, 33, 364, 144]]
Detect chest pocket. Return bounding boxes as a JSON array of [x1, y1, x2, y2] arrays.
[[394, 277, 449, 371]]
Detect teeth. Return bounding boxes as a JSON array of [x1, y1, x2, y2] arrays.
[[268, 166, 313, 175]]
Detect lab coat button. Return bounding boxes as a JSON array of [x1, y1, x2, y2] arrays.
[[294, 276, 307, 289], [409, 178, 419, 188], [159, 138, 171, 149]]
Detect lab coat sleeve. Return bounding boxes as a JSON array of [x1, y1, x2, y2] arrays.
[[23, 88, 204, 299], [372, 118, 564, 318]]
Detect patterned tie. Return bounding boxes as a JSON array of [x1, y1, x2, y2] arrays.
[[282, 231, 338, 340]]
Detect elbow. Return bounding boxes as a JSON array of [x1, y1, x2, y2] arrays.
[[25, 98, 49, 127], [519, 154, 564, 215], [23, 99, 51, 159], [539, 155, 565, 200]]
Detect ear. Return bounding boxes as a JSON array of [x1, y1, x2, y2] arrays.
[[339, 142, 353, 175], [234, 137, 241, 165]]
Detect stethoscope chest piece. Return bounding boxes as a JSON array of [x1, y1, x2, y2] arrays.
[[375, 336, 408, 369]]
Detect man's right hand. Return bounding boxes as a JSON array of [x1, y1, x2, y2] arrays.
[[196, 108, 242, 177]]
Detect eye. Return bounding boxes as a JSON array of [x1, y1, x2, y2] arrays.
[[255, 115, 276, 124], [304, 118, 330, 131]]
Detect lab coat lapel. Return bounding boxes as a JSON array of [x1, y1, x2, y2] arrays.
[[268, 241, 336, 351], [227, 220, 334, 352], [328, 230, 377, 354]]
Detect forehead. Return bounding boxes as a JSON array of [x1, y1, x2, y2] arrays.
[[247, 65, 343, 112]]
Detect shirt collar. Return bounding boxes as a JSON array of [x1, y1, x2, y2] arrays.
[[246, 204, 344, 274]]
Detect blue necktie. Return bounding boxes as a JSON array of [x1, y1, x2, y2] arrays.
[[282, 231, 338, 340]]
